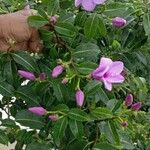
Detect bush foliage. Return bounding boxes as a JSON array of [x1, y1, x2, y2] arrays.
[[0, 0, 150, 149]]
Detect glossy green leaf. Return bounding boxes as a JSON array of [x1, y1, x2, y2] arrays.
[[15, 110, 45, 129], [28, 16, 49, 28], [68, 108, 89, 122], [53, 117, 68, 146]]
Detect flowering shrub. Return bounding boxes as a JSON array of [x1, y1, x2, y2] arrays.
[[0, 0, 150, 149]]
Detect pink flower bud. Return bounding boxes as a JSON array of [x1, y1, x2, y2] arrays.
[[75, 90, 84, 107], [112, 17, 127, 27], [52, 65, 64, 78], [121, 121, 128, 127], [49, 114, 58, 121], [50, 16, 59, 24], [131, 102, 142, 111], [18, 70, 35, 80], [39, 73, 46, 81], [125, 94, 133, 106], [62, 78, 68, 84], [28, 107, 47, 116]]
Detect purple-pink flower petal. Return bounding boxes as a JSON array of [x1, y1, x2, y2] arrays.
[[75, 0, 82, 7], [131, 102, 142, 111], [28, 107, 47, 116], [93, 0, 106, 4], [112, 17, 127, 27], [18, 70, 36, 81], [82, 0, 96, 11], [105, 75, 124, 83], [76, 90, 85, 107], [52, 65, 64, 78], [125, 94, 133, 107], [92, 57, 125, 91], [103, 79, 112, 91], [107, 61, 124, 76]]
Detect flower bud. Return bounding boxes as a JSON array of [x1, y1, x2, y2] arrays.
[[18, 70, 35, 80], [121, 121, 128, 127], [39, 73, 46, 81], [131, 102, 142, 111], [75, 90, 85, 107], [125, 94, 133, 107], [28, 107, 47, 116], [62, 78, 68, 84], [112, 17, 127, 27], [49, 114, 58, 121], [52, 65, 64, 78], [50, 16, 59, 24]]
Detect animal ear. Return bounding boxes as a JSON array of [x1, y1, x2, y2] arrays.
[[24, 5, 30, 10]]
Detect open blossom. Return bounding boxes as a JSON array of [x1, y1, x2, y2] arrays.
[[28, 107, 47, 116], [75, 0, 106, 11], [131, 102, 142, 111], [125, 94, 133, 107], [76, 90, 85, 107], [52, 65, 64, 78], [49, 114, 59, 121], [18, 70, 35, 80], [112, 17, 127, 27], [92, 57, 125, 91]]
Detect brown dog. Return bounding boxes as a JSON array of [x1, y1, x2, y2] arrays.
[[0, 6, 42, 52]]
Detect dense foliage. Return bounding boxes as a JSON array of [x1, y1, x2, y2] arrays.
[[0, 0, 150, 149]]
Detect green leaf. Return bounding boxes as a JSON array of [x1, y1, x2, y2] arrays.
[[15, 86, 40, 106], [84, 80, 109, 104], [72, 43, 100, 62], [0, 129, 9, 145], [68, 108, 89, 122], [143, 13, 150, 37], [53, 117, 68, 146], [77, 62, 97, 75], [91, 107, 113, 120], [55, 22, 77, 38], [47, 0, 59, 16], [28, 16, 49, 28], [93, 142, 117, 150], [75, 12, 87, 27], [84, 13, 99, 39], [69, 119, 84, 139], [1, 119, 17, 128], [51, 81, 64, 102], [0, 81, 14, 97], [97, 17, 107, 37], [12, 52, 39, 72], [15, 110, 45, 129], [109, 120, 120, 145], [26, 142, 51, 150]]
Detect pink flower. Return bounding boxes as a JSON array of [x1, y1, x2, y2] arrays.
[[52, 65, 64, 78], [125, 94, 133, 107], [49, 114, 59, 121], [18, 70, 35, 80], [75, 0, 106, 11], [131, 102, 142, 111], [76, 90, 85, 107], [39, 73, 46, 81], [112, 17, 127, 27], [28, 107, 47, 116], [92, 57, 125, 91]]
